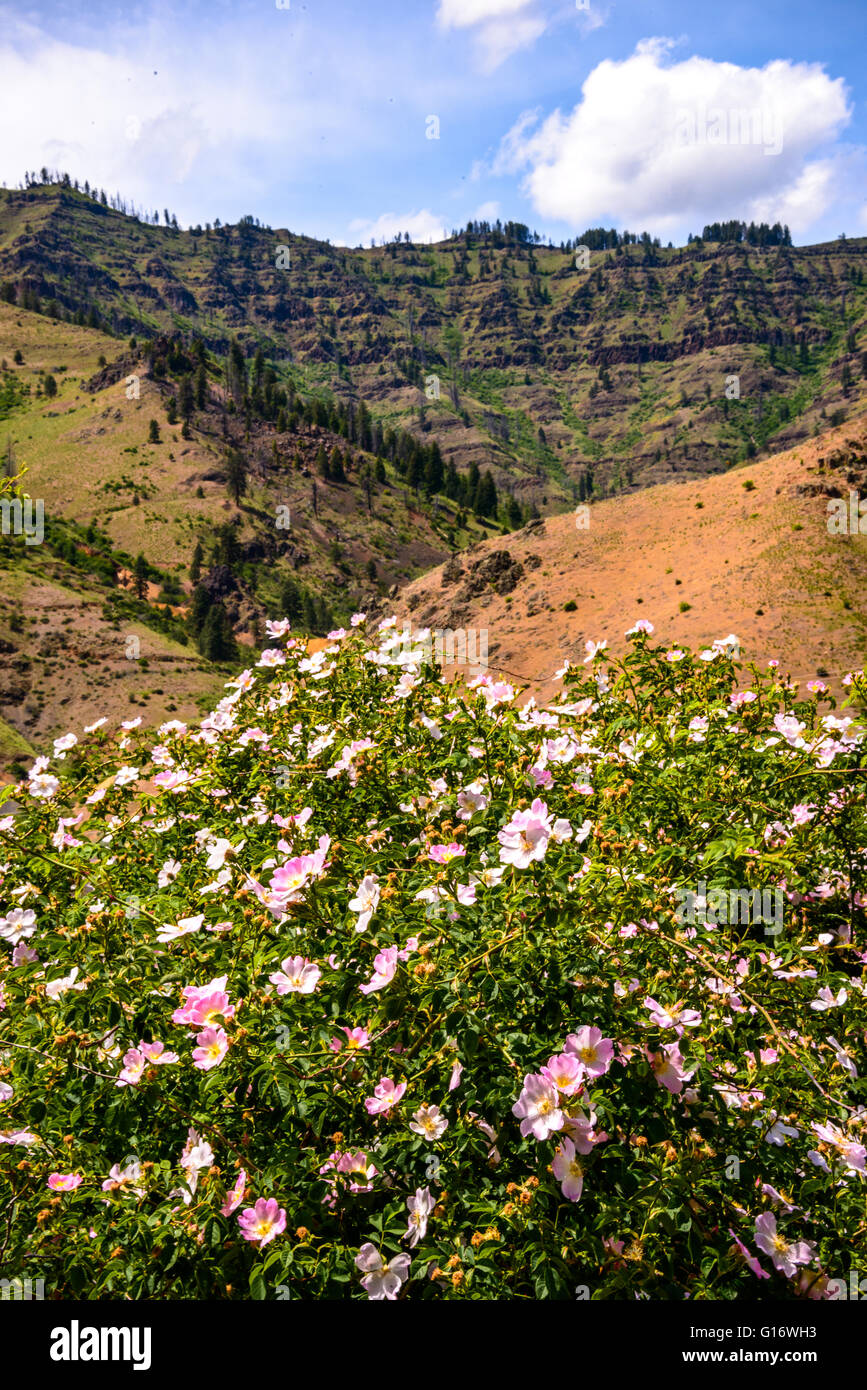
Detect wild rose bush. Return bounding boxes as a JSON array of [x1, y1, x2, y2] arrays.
[[1, 617, 866, 1300]]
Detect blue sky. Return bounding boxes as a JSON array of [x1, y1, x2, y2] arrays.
[[1, 0, 865, 246]]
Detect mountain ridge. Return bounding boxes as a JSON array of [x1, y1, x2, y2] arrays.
[[3, 182, 867, 508]]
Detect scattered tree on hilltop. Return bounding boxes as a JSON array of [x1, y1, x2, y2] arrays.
[[226, 448, 248, 505]]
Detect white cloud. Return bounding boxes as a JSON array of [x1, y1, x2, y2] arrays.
[[577, 4, 607, 37], [437, 0, 536, 27], [492, 108, 544, 176], [477, 14, 548, 70], [0, 13, 402, 226], [345, 209, 448, 246], [494, 39, 853, 236], [748, 161, 839, 233], [473, 200, 501, 221], [437, 0, 547, 71]]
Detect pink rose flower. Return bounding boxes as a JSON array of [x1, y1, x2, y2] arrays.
[[552, 1138, 584, 1201], [238, 1197, 286, 1248], [512, 1073, 564, 1141], [269, 956, 321, 995], [364, 1077, 407, 1116], [356, 1243, 411, 1300], [564, 1026, 615, 1079], [192, 1025, 230, 1071], [359, 946, 399, 995], [47, 1173, 83, 1192], [220, 1169, 247, 1216]]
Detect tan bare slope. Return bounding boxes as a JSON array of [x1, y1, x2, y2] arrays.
[[392, 419, 867, 702]]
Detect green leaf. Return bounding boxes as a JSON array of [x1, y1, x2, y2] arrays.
[[275, 1077, 296, 1108]]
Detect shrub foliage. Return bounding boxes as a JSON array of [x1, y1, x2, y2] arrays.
[[1, 620, 866, 1300]]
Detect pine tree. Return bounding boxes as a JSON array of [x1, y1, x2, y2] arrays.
[[329, 446, 345, 482], [189, 584, 212, 637], [474, 470, 498, 519], [199, 601, 238, 662], [317, 445, 331, 480], [211, 521, 242, 570], [444, 460, 461, 501], [356, 401, 371, 452], [466, 461, 480, 507], [227, 340, 247, 405], [195, 362, 207, 409], [408, 449, 424, 491], [226, 448, 248, 504], [359, 467, 373, 513], [442, 323, 463, 406], [133, 553, 149, 599], [166, 397, 178, 425], [148, 419, 161, 444], [190, 541, 203, 584], [179, 374, 194, 421], [424, 441, 444, 496]]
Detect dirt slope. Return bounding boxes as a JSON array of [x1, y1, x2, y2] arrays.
[[391, 419, 867, 701]]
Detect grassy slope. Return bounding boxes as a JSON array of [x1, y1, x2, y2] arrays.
[[0, 304, 494, 766], [0, 301, 488, 581]]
